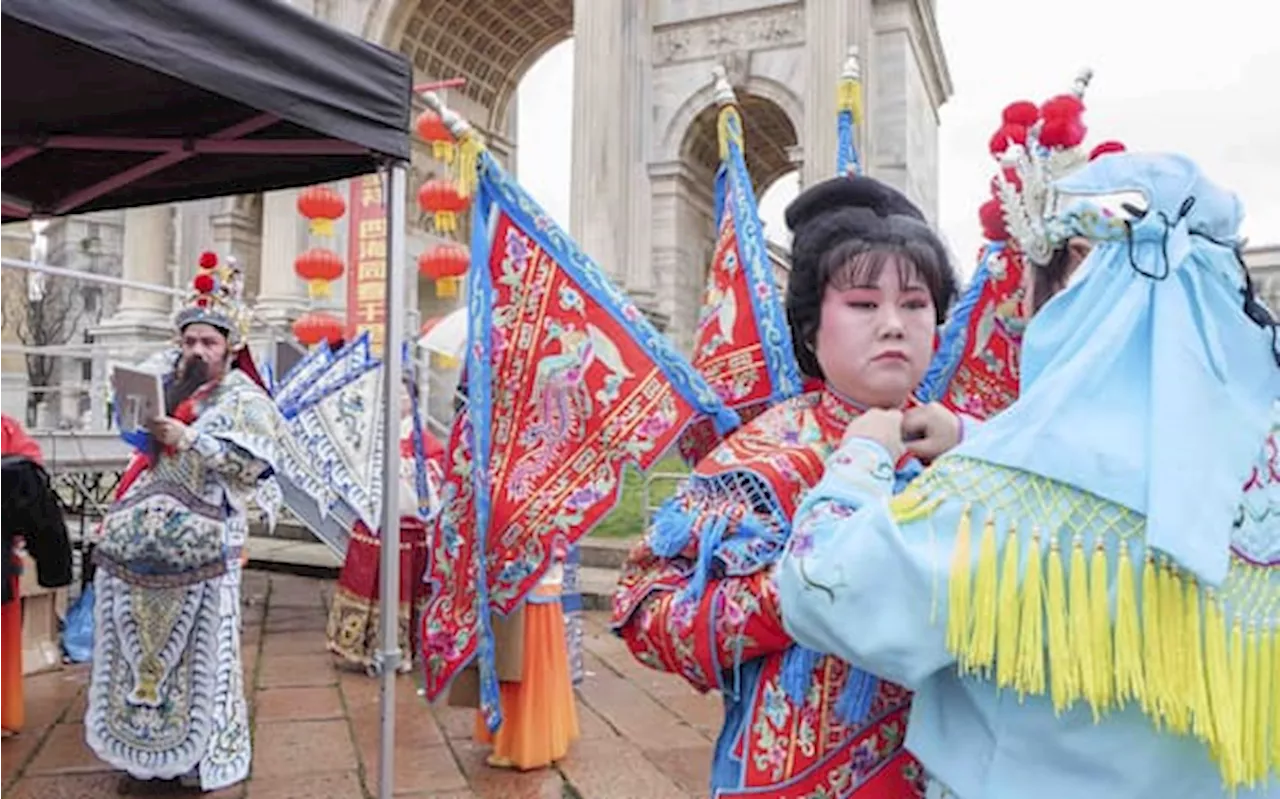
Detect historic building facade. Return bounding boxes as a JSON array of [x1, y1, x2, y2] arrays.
[[15, 0, 953, 425]]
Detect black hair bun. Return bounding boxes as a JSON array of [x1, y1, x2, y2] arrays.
[[785, 175, 926, 232]]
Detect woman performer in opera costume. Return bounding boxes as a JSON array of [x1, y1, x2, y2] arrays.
[[1, 414, 73, 736], [917, 70, 1123, 422], [326, 375, 445, 673], [777, 145, 1280, 799], [612, 174, 966, 798], [470, 544, 581, 771], [438, 374, 581, 771]]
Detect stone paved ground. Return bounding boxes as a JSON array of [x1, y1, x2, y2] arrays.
[[2, 571, 720, 799]]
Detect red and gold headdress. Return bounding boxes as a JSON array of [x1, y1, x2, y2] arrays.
[[174, 250, 251, 350], [981, 69, 1127, 264]]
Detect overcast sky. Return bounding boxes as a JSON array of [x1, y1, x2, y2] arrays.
[[517, 0, 1278, 277]]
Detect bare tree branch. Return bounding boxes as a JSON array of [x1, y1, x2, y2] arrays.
[[6, 272, 88, 422]]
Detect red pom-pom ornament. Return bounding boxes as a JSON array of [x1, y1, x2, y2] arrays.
[[1002, 101, 1039, 127], [193, 273, 216, 293], [989, 124, 1029, 156], [198, 251, 218, 269], [1039, 117, 1087, 149], [979, 198, 1009, 242], [1040, 94, 1084, 123]]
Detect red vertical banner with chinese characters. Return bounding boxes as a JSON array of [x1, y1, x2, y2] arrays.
[[346, 174, 388, 351]]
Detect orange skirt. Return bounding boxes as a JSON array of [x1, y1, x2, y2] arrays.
[[2, 577, 23, 733], [474, 597, 580, 770]]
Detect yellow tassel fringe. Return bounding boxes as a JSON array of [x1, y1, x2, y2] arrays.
[[936, 511, 1277, 789], [1068, 537, 1096, 711], [1185, 578, 1212, 742], [1089, 542, 1114, 714], [1013, 529, 1044, 698], [995, 524, 1022, 690], [1113, 544, 1143, 705], [455, 135, 483, 200], [969, 519, 999, 674], [1141, 555, 1163, 720], [837, 78, 864, 125], [717, 106, 744, 163], [946, 505, 973, 668], [1045, 539, 1074, 712]]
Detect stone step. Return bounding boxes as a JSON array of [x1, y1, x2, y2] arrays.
[[245, 536, 341, 579], [576, 565, 620, 612], [249, 518, 317, 542], [577, 536, 636, 570]]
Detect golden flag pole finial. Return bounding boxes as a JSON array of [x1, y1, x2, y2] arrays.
[[712, 65, 742, 160], [838, 46, 864, 124], [419, 91, 486, 199]]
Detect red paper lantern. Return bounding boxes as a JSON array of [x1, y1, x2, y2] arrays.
[[293, 310, 345, 348], [294, 248, 345, 299], [417, 243, 470, 298], [297, 186, 346, 237], [416, 179, 468, 233], [415, 110, 456, 163]]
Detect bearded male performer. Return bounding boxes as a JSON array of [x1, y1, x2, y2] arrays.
[[86, 253, 284, 792]]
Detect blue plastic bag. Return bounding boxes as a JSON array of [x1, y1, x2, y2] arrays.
[[61, 583, 94, 663]]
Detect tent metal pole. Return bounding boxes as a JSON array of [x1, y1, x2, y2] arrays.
[[376, 161, 408, 799]]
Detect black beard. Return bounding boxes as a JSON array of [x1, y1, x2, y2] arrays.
[[164, 357, 210, 416]]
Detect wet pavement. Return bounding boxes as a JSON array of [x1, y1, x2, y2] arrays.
[[2, 571, 720, 798]]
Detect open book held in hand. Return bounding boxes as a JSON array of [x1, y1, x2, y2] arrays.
[[110, 363, 164, 449]]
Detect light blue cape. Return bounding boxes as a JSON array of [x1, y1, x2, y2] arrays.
[[951, 152, 1279, 586]]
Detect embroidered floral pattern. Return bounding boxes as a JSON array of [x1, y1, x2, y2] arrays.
[[614, 387, 925, 798]]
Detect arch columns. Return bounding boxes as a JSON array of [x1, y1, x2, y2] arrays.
[[568, 0, 655, 304]]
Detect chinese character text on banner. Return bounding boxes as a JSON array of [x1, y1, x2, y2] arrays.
[[346, 175, 388, 350]]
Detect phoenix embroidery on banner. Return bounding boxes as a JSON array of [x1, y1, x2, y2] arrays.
[[420, 152, 735, 720]]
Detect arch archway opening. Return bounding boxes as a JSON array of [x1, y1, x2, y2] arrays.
[[660, 93, 799, 352], [758, 170, 799, 251], [679, 96, 799, 195], [395, 0, 573, 121], [394, 1, 574, 346], [515, 40, 574, 230]]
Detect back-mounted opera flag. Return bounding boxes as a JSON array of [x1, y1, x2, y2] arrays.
[[915, 239, 1029, 419], [676, 72, 802, 465], [420, 145, 738, 730]]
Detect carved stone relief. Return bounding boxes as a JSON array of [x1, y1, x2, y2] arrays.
[[653, 4, 803, 65]]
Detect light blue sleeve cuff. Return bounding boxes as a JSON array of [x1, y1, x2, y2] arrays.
[[803, 437, 896, 510], [957, 413, 984, 442]]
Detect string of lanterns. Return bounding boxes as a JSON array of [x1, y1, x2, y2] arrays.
[[284, 91, 478, 354], [292, 185, 347, 347], [414, 106, 475, 298]]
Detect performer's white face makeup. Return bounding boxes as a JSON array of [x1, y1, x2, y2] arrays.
[[180, 323, 230, 382], [814, 255, 937, 408]]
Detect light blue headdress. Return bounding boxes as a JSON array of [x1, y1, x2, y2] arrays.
[[954, 152, 1279, 585]]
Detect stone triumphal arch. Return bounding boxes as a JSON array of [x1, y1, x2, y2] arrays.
[[372, 0, 949, 350], [6, 0, 949, 422]]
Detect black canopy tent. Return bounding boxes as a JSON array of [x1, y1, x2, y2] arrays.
[[2, 3, 413, 796], [2, 0, 411, 219]]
